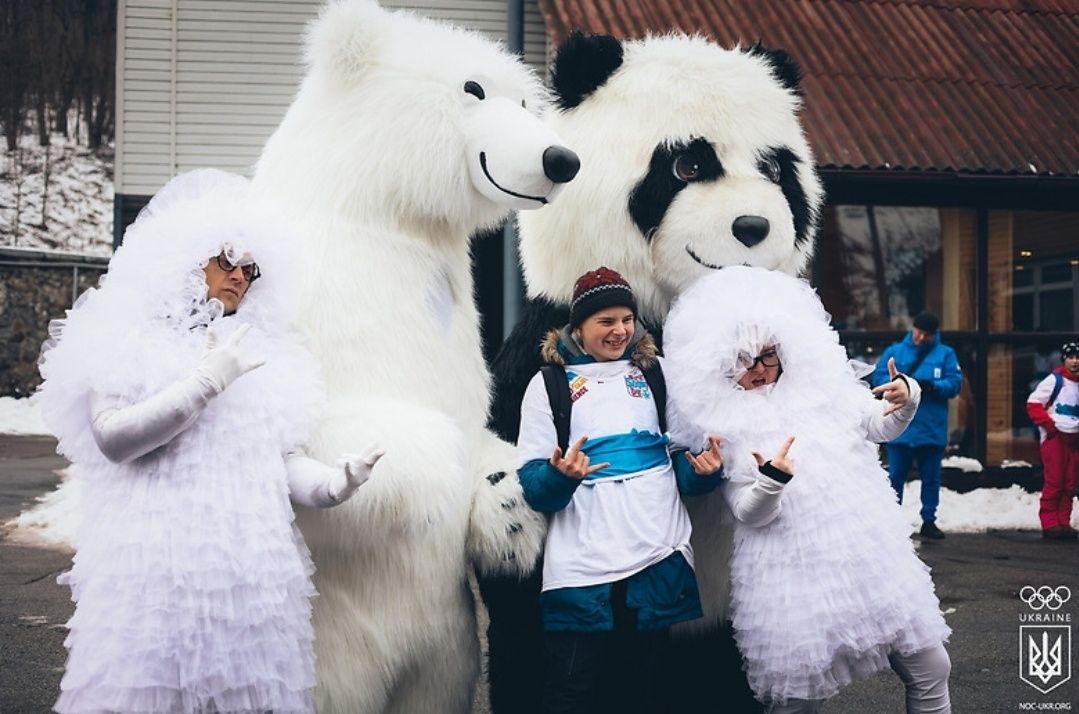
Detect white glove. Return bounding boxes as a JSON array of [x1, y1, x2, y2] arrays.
[[195, 323, 266, 395], [328, 444, 385, 503]]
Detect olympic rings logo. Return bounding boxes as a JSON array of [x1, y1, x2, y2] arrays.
[[1020, 585, 1072, 611]]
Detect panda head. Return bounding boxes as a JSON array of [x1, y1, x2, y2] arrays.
[[517, 32, 823, 322]]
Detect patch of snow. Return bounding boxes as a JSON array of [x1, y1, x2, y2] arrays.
[[1, 132, 113, 257], [1000, 459, 1033, 469], [900, 483, 1074, 533], [941, 455, 983, 472], [5, 468, 78, 551], [0, 395, 49, 435]]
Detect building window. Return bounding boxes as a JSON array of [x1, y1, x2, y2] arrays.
[[993, 210, 1078, 333], [814, 206, 977, 331]]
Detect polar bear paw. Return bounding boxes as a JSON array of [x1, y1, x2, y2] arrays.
[[468, 469, 546, 578]]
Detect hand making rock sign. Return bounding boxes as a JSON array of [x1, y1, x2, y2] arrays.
[[685, 435, 725, 476], [871, 357, 912, 416], [549, 435, 611, 480], [753, 435, 796, 479]]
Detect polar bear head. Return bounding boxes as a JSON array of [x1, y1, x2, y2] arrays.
[[517, 33, 823, 323], [255, 0, 578, 237]]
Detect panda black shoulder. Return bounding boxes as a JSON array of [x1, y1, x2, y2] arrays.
[[551, 32, 624, 110], [488, 297, 571, 442]]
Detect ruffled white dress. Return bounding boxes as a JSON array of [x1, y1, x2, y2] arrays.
[[38, 170, 324, 714], [664, 267, 951, 705]]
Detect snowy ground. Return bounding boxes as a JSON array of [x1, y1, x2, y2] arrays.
[[0, 133, 114, 257], [2, 395, 1072, 550], [0, 395, 48, 436]]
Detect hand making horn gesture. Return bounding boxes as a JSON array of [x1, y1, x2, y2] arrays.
[[871, 357, 911, 416], [752, 436, 796, 479], [685, 435, 724, 476], [550, 435, 610, 481]]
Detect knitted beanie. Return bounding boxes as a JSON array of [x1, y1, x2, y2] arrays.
[[1062, 341, 1079, 359], [912, 310, 940, 333], [569, 266, 637, 328]]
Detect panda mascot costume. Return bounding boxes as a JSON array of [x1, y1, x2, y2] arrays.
[[482, 32, 824, 713]]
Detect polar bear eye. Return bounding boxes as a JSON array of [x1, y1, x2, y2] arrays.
[[672, 155, 701, 182], [762, 157, 782, 183], [464, 81, 486, 100]]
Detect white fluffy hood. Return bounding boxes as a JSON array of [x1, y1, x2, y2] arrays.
[[38, 170, 315, 461], [664, 267, 869, 453]]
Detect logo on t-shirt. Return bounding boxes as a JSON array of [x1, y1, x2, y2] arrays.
[[566, 371, 589, 402], [624, 367, 652, 400]]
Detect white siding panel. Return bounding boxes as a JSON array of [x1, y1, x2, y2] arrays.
[[119, 0, 561, 196], [179, 103, 293, 118]]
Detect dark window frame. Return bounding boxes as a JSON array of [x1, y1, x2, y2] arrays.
[[822, 170, 1079, 465]]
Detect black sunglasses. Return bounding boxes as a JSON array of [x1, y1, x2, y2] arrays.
[[215, 252, 261, 283], [739, 349, 781, 370]]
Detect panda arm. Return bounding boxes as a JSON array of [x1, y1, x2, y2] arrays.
[[488, 298, 570, 442]]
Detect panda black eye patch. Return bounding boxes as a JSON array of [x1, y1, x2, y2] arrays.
[[628, 138, 723, 241], [759, 146, 815, 247], [464, 81, 485, 100]]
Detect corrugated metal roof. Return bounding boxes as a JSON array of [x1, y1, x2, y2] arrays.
[[539, 0, 1079, 176]]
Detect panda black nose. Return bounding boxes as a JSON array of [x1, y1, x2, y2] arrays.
[[543, 146, 580, 184], [732, 215, 770, 247]]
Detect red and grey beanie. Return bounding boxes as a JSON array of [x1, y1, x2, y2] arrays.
[[570, 266, 637, 328]]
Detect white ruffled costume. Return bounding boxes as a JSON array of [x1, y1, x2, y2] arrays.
[[664, 267, 951, 705], [38, 171, 326, 714]]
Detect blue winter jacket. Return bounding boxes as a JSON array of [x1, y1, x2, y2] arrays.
[[872, 332, 962, 447]]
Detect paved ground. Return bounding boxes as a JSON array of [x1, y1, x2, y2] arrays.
[[2, 434, 1077, 713]]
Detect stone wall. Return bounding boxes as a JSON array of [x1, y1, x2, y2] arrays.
[[0, 250, 108, 397]]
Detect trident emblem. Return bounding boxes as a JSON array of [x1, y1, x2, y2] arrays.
[[1020, 626, 1072, 694]]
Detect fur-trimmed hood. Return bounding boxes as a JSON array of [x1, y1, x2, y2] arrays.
[[540, 326, 658, 368]]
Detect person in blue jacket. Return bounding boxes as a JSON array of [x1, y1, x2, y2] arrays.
[[516, 266, 724, 714], [873, 311, 963, 540]]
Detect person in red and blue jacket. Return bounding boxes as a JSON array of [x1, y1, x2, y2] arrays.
[[516, 267, 723, 714], [1026, 340, 1079, 540], [873, 311, 963, 540]]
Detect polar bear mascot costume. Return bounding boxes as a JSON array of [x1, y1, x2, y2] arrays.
[[483, 32, 824, 713], [253, 2, 579, 712]]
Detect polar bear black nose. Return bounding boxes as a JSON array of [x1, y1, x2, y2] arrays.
[[732, 215, 770, 247], [543, 146, 581, 184]]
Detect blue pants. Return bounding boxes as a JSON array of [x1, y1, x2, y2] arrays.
[[887, 444, 944, 523]]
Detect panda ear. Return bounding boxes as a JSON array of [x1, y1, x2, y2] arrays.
[[747, 42, 803, 96], [550, 32, 624, 110], [304, 0, 387, 79]]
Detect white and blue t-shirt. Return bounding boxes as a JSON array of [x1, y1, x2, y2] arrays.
[[517, 357, 695, 593]]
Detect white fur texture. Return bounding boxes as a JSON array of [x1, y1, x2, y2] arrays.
[[518, 34, 824, 323], [253, 2, 555, 711]]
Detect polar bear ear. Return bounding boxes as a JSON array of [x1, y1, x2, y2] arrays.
[[304, 0, 387, 79], [747, 41, 803, 96], [550, 32, 624, 110]]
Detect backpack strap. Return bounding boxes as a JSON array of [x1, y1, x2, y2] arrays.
[[541, 360, 668, 454], [641, 361, 668, 434], [1048, 371, 1064, 408], [540, 364, 572, 453]]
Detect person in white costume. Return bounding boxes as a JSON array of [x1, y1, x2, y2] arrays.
[[663, 267, 952, 714], [37, 170, 382, 714]]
